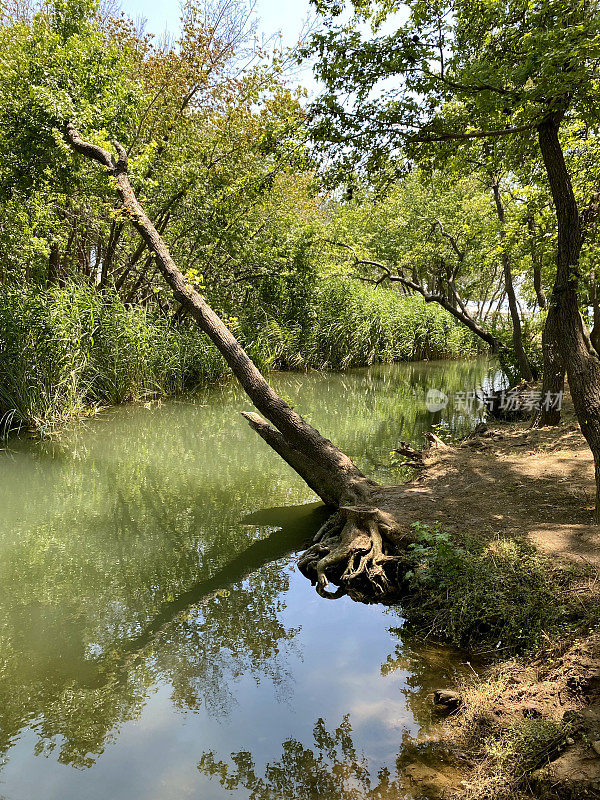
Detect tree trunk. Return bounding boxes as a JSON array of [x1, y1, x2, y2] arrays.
[[528, 214, 547, 309], [491, 180, 534, 383], [589, 278, 600, 355], [536, 303, 565, 426], [538, 115, 600, 520], [65, 123, 405, 597], [65, 124, 375, 508], [99, 221, 123, 289], [383, 271, 500, 351]]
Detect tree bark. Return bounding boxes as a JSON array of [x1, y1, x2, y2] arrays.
[[528, 214, 547, 309], [536, 304, 565, 426], [491, 180, 534, 383], [537, 115, 600, 520], [99, 221, 123, 289]]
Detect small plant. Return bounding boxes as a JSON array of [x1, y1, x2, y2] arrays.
[[459, 717, 568, 799], [485, 717, 567, 778], [402, 523, 567, 653]]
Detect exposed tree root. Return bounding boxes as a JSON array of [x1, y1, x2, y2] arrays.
[[298, 504, 405, 602], [295, 436, 448, 601]]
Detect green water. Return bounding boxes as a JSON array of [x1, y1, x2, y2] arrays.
[[0, 360, 497, 800]]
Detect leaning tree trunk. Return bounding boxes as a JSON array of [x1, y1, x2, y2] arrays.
[[538, 115, 600, 520], [64, 123, 406, 598]]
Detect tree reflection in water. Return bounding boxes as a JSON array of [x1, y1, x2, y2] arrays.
[[0, 361, 495, 787], [0, 481, 326, 767], [199, 713, 465, 800]]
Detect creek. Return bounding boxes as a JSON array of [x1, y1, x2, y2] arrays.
[[0, 359, 498, 799]]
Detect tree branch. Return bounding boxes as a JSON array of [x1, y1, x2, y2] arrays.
[[410, 123, 537, 144], [325, 240, 498, 350], [430, 217, 465, 260]]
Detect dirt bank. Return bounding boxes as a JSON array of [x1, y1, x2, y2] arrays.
[[375, 408, 599, 567], [393, 400, 600, 798]]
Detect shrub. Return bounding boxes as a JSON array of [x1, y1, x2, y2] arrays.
[[491, 313, 544, 386], [297, 279, 481, 369], [402, 523, 566, 653]]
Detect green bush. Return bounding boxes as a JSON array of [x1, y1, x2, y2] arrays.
[[402, 523, 566, 653], [491, 313, 544, 386], [0, 285, 96, 433]]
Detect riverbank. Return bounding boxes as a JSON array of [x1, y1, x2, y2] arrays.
[[394, 397, 600, 799]]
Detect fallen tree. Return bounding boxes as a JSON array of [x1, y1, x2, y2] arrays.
[[65, 123, 414, 601]]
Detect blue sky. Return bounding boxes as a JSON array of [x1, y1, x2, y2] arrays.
[[118, 0, 314, 46], [118, 0, 318, 92]]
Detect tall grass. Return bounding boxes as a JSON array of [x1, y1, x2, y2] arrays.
[[0, 280, 482, 433], [295, 279, 479, 369], [0, 286, 224, 434]]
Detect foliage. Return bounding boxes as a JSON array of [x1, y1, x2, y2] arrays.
[[324, 172, 501, 307], [402, 523, 566, 652], [491, 314, 544, 386], [454, 716, 569, 799], [300, 278, 481, 368], [0, 284, 220, 433], [319, 169, 547, 383], [0, 0, 311, 309], [484, 718, 567, 782], [0, 0, 558, 421], [305, 0, 600, 176], [199, 715, 373, 800], [305, 0, 600, 390], [0, 279, 480, 433]]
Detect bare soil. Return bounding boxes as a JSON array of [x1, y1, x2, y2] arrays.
[[375, 406, 600, 568]]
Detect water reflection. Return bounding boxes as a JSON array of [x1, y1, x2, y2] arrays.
[[0, 500, 324, 767], [199, 724, 464, 800], [0, 360, 495, 797], [198, 630, 474, 800], [198, 627, 473, 800]]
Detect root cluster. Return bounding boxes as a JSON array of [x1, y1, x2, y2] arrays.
[[298, 505, 403, 602]]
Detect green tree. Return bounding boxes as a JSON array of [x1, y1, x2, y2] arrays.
[[306, 0, 600, 518]]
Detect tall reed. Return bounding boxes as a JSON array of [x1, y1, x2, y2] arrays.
[[0, 280, 482, 434]]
